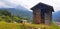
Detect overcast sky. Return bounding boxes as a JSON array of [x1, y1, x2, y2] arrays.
[[0, 0, 60, 12]]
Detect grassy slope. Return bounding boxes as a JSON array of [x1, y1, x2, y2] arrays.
[[50, 22, 60, 29], [0, 21, 22, 29], [0, 21, 60, 29]]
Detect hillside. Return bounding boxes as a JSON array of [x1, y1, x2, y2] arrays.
[[53, 11, 60, 22], [0, 5, 33, 20]]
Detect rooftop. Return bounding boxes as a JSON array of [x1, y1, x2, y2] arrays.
[[31, 2, 54, 12]]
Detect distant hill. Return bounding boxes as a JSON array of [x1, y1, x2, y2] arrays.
[[0, 5, 33, 20], [52, 11, 60, 22]]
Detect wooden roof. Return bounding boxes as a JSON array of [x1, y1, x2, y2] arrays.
[[31, 2, 54, 12]]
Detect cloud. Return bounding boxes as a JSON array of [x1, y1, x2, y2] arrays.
[[0, 0, 60, 11], [0, 0, 13, 8], [0, 2, 12, 8], [0, 0, 18, 8]]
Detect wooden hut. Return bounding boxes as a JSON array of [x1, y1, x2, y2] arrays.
[[31, 2, 54, 25]]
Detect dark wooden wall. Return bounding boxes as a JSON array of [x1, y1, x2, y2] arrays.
[[33, 9, 41, 24], [44, 11, 52, 25], [33, 9, 52, 25]]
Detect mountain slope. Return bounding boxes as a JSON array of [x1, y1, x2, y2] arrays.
[[0, 5, 33, 19], [53, 11, 60, 22]]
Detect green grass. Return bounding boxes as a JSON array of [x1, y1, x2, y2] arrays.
[[50, 22, 60, 29], [0, 21, 22, 29], [22, 22, 60, 29], [0, 21, 60, 29]]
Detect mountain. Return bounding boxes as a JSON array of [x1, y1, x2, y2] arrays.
[[0, 5, 33, 20], [0, 5, 60, 22], [52, 11, 60, 22]]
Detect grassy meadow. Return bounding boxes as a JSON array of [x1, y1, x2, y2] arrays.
[[0, 21, 60, 29], [0, 21, 22, 29]]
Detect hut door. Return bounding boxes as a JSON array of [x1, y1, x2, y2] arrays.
[[44, 13, 50, 25], [35, 10, 41, 24]]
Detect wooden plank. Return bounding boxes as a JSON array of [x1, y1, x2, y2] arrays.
[[44, 11, 52, 25], [33, 10, 41, 24]]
